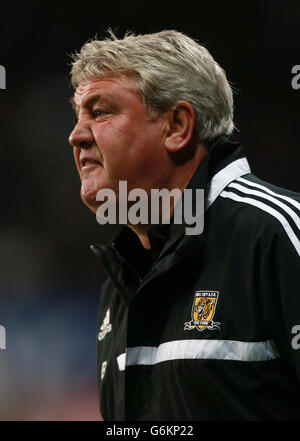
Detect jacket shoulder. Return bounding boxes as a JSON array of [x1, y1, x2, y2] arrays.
[[242, 173, 300, 202], [216, 173, 300, 256]]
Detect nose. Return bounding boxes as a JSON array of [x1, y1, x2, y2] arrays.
[[69, 121, 94, 150]]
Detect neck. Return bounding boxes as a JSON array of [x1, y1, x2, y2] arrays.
[[129, 143, 208, 249], [128, 226, 151, 249]]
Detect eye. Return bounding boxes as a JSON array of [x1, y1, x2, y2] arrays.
[[93, 108, 109, 119]]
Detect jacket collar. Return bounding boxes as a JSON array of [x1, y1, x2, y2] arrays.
[[149, 135, 251, 256]]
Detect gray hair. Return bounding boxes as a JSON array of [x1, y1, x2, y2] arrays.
[[70, 29, 235, 142]]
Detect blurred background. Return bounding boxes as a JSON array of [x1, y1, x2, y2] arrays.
[[0, 1, 300, 420]]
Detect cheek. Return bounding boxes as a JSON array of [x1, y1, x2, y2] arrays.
[[93, 120, 113, 140], [94, 122, 132, 160], [93, 119, 163, 176]]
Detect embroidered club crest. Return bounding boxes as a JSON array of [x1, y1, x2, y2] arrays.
[[184, 291, 221, 332]]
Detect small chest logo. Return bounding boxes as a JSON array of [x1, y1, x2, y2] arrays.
[[101, 361, 107, 380], [98, 309, 112, 341], [184, 291, 221, 332]]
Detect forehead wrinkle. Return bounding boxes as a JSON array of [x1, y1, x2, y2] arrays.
[[77, 92, 115, 112], [69, 96, 78, 116], [71, 75, 141, 118]]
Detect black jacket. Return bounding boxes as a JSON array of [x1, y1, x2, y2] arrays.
[[92, 136, 300, 421]]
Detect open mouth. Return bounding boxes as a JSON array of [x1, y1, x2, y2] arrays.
[[81, 158, 103, 169]]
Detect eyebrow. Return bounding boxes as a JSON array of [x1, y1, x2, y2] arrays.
[[69, 93, 115, 117]]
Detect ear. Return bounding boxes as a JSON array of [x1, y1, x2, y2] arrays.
[[165, 100, 195, 152]]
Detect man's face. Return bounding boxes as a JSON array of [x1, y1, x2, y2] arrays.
[[69, 73, 170, 213]]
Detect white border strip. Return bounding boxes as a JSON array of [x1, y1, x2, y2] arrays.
[[117, 352, 126, 371], [117, 338, 278, 371], [220, 190, 300, 256], [206, 157, 251, 210], [237, 177, 300, 212], [228, 182, 300, 230]]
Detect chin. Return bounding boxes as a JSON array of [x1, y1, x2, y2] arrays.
[[81, 191, 99, 213], [80, 177, 102, 209]]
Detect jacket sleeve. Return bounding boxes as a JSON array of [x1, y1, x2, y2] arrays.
[[260, 225, 300, 382]]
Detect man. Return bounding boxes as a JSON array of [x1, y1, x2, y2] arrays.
[[68, 29, 300, 420]]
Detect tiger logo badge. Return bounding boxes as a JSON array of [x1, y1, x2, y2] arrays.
[[184, 291, 221, 332]]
